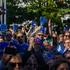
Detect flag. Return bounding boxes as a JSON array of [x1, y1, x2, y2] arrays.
[[31, 21, 36, 27], [0, 24, 7, 32], [40, 16, 47, 26], [13, 24, 18, 32], [39, 26, 47, 34], [27, 21, 36, 36], [44, 27, 47, 34]]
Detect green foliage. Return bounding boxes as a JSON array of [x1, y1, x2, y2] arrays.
[[26, 0, 70, 26], [7, 0, 70, 26], [7, 0, 27, 24]]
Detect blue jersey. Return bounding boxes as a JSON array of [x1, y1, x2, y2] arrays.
[[12, 40, 29, 54], [0, 41, 9, 55]]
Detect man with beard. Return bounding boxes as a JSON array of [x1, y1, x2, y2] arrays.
[[14, 32, 28, 55]]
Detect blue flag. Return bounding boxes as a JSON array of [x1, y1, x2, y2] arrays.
[[40, 16, 47, 26], [44, 27, 47, 34], [0, 24, 7, 32], [31, 21, 36, 27], [39, 26, 47, 34], [13, 24, 18, 32]]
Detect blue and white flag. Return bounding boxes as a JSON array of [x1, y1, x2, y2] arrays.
[[28, 21, 36, 33]]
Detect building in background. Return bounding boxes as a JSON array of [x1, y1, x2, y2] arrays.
[[0, 0, 6, 24]]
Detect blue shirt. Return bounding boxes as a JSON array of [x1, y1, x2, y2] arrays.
[[56, 43, 65, 54], [11, 40, 29, 54], [0, 41, 9, 55], [0, 60, 5, 70]]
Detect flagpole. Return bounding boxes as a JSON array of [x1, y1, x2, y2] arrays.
[[0, 0, 3, 24], [3, 0, 6, 24]]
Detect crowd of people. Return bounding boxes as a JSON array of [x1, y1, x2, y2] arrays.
[[0, 22, 70, 70]]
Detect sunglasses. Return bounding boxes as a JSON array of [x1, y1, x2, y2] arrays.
[[17, 36, 23, 38], [65, 35, 70, 37], [37, 34, 44, 36], [9, 62, 23, 67]]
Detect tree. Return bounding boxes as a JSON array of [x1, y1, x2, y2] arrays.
[[26, 0, 60, 25], [26, 0, 70, 26], [7, 0, 70, 26], [7, 0, 27, 24]]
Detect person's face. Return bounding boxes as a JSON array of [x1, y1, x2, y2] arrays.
[[6, 32, 12, 41], [56, 63, 69, 70], [43, 40, 49, 47], [17, 33, 23, 42], [64, 39, 70, 49], [21, 27, 25, 33], [9, 55, 22, 70], [35, 33, 44, 39], [64, 32, 70, 40], [3, 54, 12, 62], [0, 36, 3, 42], [58, 34, 64, 42], [52, 33, 57, 40]]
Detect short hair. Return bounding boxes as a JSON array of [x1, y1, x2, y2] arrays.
[[49, 60, 70, 70]]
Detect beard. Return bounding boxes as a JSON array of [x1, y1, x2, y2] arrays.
[[18, 39, 23, 44]]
